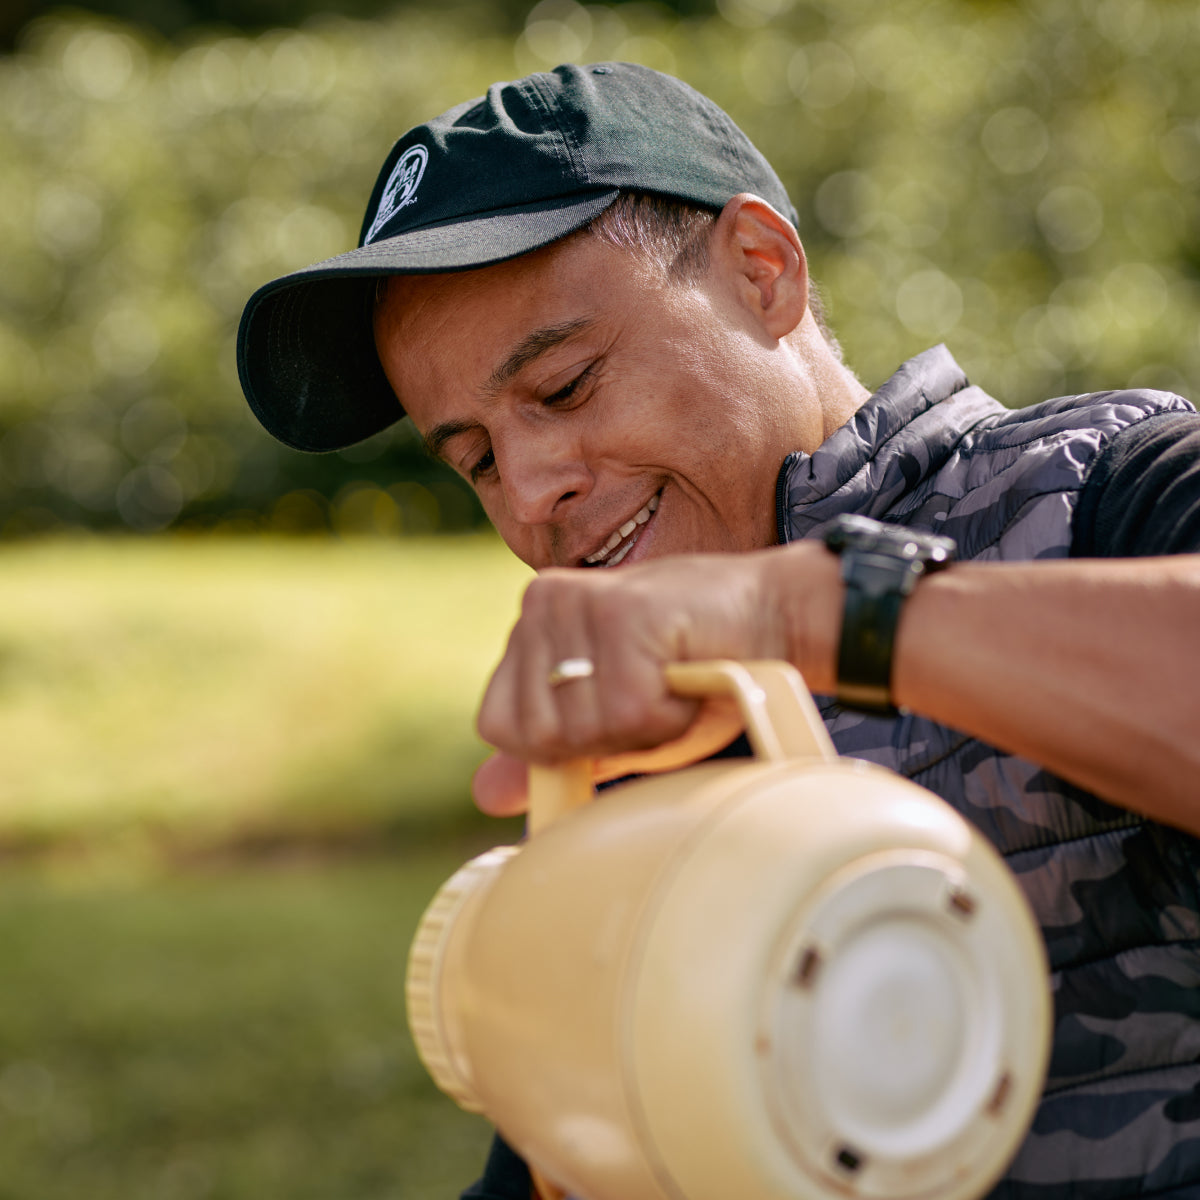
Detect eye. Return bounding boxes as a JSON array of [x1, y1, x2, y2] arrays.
[[468, 446, 495, 482], [543, 363, 594, 407]]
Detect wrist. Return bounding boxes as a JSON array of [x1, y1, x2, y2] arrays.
[[823, 515, 956, 714], [760, 541, 842, 695]]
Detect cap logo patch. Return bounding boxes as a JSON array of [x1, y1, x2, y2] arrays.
[[365, 144, 429, 243]]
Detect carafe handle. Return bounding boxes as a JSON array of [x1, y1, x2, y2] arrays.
[[528, 660, 836, 835]]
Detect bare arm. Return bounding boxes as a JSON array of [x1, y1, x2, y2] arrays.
[[890, 553, 1200, 829], [475, 543, 1200, 832]]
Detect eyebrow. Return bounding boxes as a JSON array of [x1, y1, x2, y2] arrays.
[[484, 318, 593, 396], [422, 417, 479, 464], [421, 317, 594, 464]]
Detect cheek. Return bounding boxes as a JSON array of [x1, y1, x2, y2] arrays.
[[696, 449, 782, 550]]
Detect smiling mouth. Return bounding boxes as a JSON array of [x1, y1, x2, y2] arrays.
[[582, 492, 660, 568]]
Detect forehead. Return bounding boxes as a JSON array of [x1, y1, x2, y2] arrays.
[[372, 235, 664, 428], [383, 237, 568, 326]]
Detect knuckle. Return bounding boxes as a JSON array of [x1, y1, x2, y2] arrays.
[[561, 708, 606, 752], [521, 571, 593, 629], [597, 687, 686, 748], [524, 569, 576, 603], [589, 591, 627, 631], [518, 576, 551, 619], [639, 705, 694, 748], [476, 709, 494, 742], [520, 706, 570, 760]]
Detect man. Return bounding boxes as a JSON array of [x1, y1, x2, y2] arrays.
[[239, 63, 1200, 1199]]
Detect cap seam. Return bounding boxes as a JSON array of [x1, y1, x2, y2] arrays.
[[522, 70, 591, 185], [711, 103, 756, 183]]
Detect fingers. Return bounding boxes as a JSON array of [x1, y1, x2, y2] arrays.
[[471, 752, 529, 816], [470, 543, 840, 818], [471, 705, 745, 819], [478, 566, 699, 766], [590, 695, 745, 782], [512, 574, 606, 757]]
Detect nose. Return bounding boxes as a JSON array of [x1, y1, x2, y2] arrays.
[[497, 434, 592, 527]]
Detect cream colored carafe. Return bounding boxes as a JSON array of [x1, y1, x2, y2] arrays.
[[407, 661, 1051, 1200]]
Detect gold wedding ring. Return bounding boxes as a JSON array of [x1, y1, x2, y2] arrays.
[[547, 657, 595, 687]]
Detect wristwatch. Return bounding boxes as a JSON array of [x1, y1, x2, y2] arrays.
[[823, 514, 956, 715]]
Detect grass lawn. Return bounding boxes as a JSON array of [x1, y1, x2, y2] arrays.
[[0, 853, 498, 1200], [0, 534, 532, 856], [0, 535, 535, 1197]]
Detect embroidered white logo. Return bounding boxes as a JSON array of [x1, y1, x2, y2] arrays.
[[365, 144, 429, 243]]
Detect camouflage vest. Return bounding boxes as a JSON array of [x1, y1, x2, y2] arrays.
[[778, 346, 1199, 1198]]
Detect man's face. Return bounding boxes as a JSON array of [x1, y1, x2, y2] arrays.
[[373, 231, 819, 570]]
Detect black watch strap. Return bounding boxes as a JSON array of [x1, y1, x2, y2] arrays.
[[823, 514, 955, 715]]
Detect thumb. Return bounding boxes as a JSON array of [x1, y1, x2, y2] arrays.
[[471, 751, 530, 816]]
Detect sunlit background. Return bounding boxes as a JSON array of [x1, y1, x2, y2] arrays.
[[1, 0, 1198, 1194]]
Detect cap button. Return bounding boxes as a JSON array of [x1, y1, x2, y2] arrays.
[[592, 66, 612, 74]]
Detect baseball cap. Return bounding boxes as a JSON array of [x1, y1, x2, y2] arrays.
[[237, 61, 797, 452]]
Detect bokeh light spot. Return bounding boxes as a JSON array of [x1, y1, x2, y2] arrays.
[[981, 108, 1050, 175], [120, 398, 188, 463], [93, 305, 161, 378], [116, 464, 184, 531], [800, 41, 858, 110], [815, 171, 880, 239], [717, 0, 795, 30], [34, 181, 103, 260], [896, 269, 964, 339], [60, 28, 141, 101], [1037, 185, 1103, 254]]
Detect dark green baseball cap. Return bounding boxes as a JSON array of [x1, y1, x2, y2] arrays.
[[237, 61, 797, 452]]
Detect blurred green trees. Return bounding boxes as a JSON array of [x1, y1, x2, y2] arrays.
[[1, 0, 1198, 535]]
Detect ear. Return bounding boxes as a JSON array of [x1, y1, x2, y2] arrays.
[[710, 194, 809, 340]]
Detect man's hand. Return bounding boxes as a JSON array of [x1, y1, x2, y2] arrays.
[[472, 543, 842, 813], [472, 542, 1200, 831]]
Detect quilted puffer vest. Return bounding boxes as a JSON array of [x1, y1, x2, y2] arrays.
[[778, 346, 1198, 1198]]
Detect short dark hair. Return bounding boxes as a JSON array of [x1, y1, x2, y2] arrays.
[[584, 191, 841, 357], [585, 191, 717, 282]]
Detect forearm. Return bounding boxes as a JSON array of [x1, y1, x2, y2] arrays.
[[473, 542, 1200, 826], [890, 554, 1200, 830]]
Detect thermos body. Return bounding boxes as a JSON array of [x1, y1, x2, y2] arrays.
[[408, 662, 1051, 1200]]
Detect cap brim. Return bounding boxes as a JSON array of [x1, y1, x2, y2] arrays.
[[237, 191, 619, 452]]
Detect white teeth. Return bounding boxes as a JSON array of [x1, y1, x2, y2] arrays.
[[605, 540, 636, 567], [584, 492, 661, 565]]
